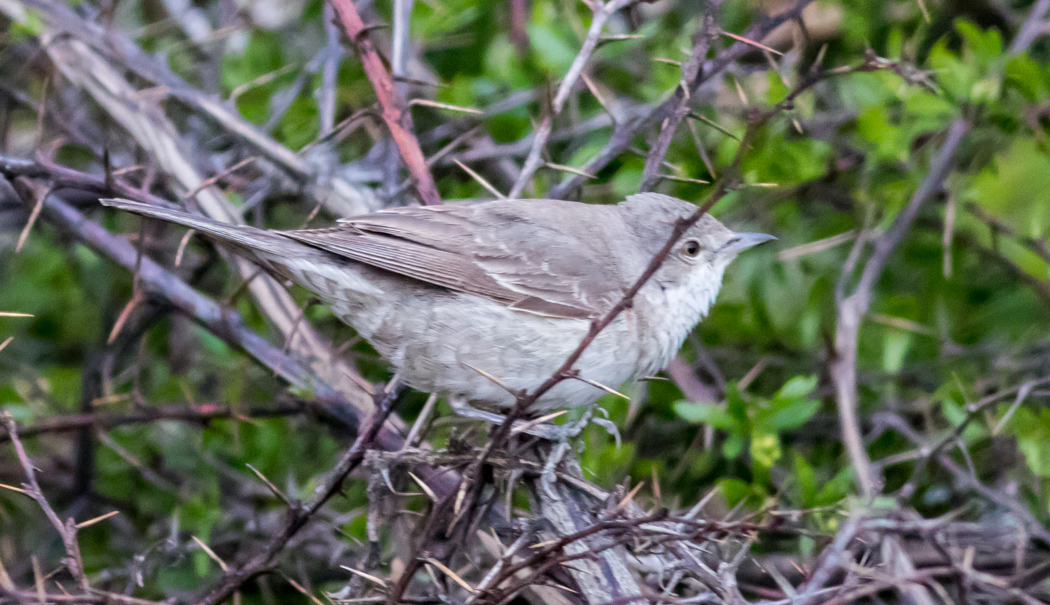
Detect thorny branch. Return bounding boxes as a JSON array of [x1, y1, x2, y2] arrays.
[[639, 3, 720, 192], [1, 413, 91, 592], [328, 0, 440, 206], [196, 380, 402, 605], [547, 0, 815, 199], [508, 0, 633, 199], [3, 0, 1050, 603]]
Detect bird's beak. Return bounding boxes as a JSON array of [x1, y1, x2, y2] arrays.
[[719, 232, 777, 254]]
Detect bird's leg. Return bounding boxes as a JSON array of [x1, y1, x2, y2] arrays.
[[591, 405, 622, 449], [447, 396, 569, 440], [540, 440, 572, 498]]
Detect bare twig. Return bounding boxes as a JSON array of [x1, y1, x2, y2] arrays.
[[640, 4, 720, 192], [0, 401, 308, 442], [195, 379, 402, 605], [508, 0, 632, 199], [328, 0, 440, 206], [830, 118, 969, 499], [1009, 0, 1050, 55], [1, 413, 90, 591], [548, 0, 814, 199]]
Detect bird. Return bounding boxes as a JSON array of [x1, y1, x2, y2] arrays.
[[101, 193, 773, 434]]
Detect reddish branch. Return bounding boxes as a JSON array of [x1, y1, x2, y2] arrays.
[[328, 0, 441, 206]]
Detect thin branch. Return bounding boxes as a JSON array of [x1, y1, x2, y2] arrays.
[[830, 118, 969, 500], [1009, 0, 1050, 55], [0, 401, 308, 442], [508, 0, 632, 199], [640, 4, 720, 192], [1, 413, 91, 592], [548, 0, 814, 199], [328, 0, 440, 206], [195, 381, 401, 605]]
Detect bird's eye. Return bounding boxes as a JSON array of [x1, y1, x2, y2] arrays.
[[681, 240, 702, 257]]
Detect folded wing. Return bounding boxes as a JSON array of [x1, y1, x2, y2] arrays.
[[280, 201, 626, 319]]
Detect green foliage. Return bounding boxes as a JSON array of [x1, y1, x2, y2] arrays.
[[4, 0, 1050, 599], [674, 376, 820, 479]]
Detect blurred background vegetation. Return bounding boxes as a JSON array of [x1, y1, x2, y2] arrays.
[[2, 0, 1050, 602]]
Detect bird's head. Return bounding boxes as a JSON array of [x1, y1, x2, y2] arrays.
[[620, 193, 775, 322]]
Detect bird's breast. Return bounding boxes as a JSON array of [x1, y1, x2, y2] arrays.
[[635, 269, 726, 376]]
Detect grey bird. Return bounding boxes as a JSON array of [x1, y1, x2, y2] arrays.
[[101, 194, 773, 432]]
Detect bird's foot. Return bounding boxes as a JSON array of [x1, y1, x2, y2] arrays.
[[448, 397, 568, 440]]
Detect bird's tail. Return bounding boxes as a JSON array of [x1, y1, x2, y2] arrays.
[[100, 198, 301, 262]]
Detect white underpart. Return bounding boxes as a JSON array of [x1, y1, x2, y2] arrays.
[[637, 258, 730, 377], [267, 251, 733, 412]]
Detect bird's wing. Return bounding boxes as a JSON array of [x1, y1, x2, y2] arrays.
[[280, 201, 626, 319]]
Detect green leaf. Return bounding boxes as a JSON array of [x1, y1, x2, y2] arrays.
[[1004, 407, 1050, 478], [956, 19, 1003, 63], [726, 385, 750, 427], [816, 466, 854, 505], [723, 433, 746, 459], [718, 478, 752, 507], [527, 24, 577, 74], [793, 453, 817, 507], [673, 400, 735, 430], [774, 375, 818, 401], [764, 398, 821, 431], [881, 329, 913, 374]]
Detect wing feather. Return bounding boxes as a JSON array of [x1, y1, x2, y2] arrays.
[[281, 200, 630, 319]]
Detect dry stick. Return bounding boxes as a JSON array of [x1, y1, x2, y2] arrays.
[[1, 413, 91, 592], [5, 0, 378, 219], [830, 118, 969, 500], [792, 516, 863, 605], [11, 0, 311, 181], [319, 2, 343, 136], [508, 0, 631, 199], [328, 0, 440, 206], [875, 412, 1050, 547], [0, 402, 308, 442], [196, 380, 401, 605], [13, 22, 376, 417], [1009, 0, 1050, 54], [548, 0, 813, 199], [827, 120, 969, 605], [481, 513, 670, 603], [898, 376, 1050, 500], [639, 4, 720, 192]]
